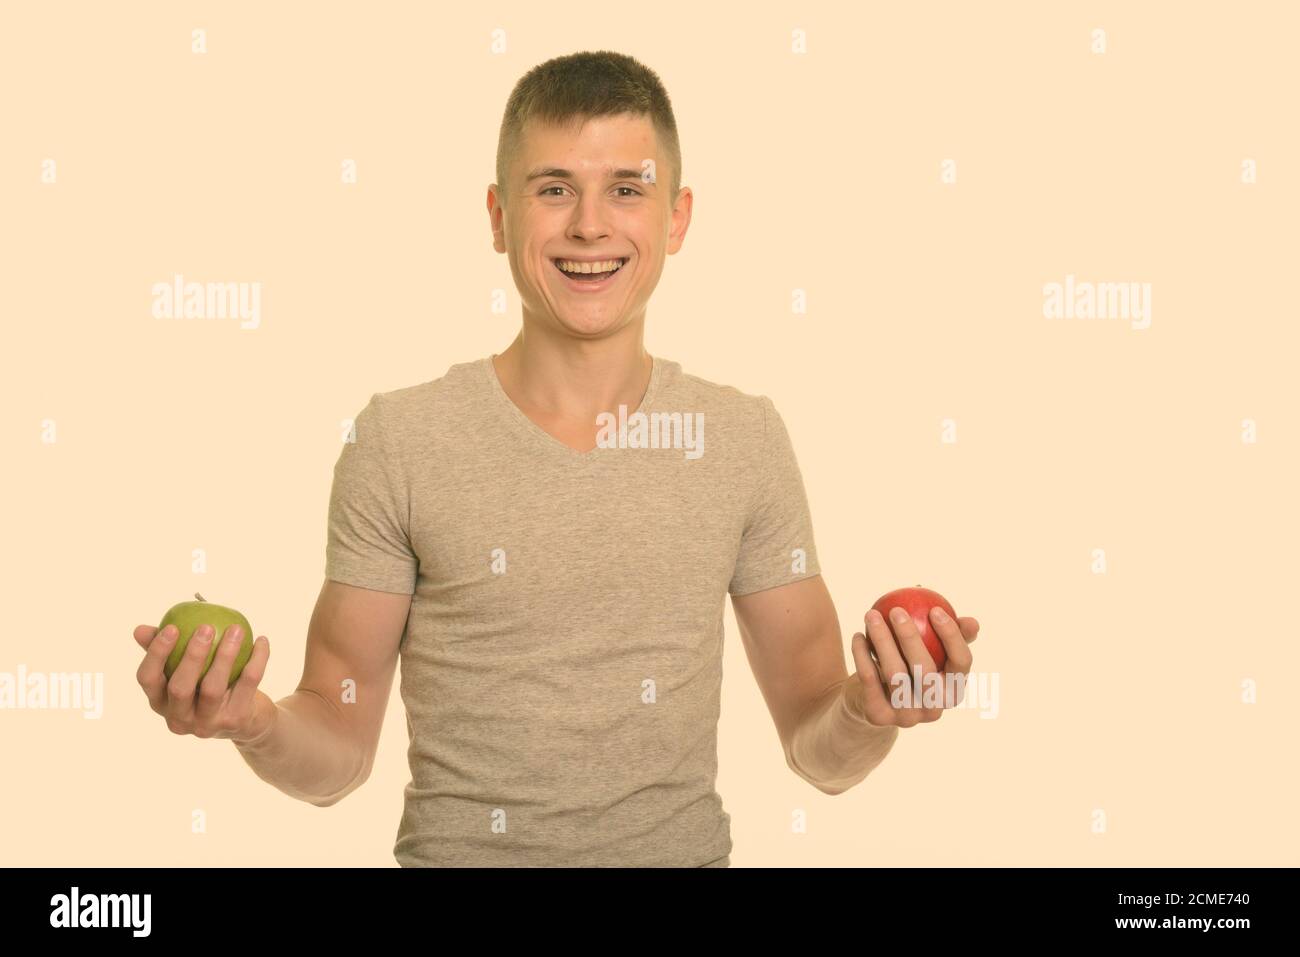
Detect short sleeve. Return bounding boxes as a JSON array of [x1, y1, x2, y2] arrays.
[[728, 396, 821, 597], [325, 393, 418, 595]]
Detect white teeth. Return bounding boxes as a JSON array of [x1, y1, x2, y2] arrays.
[[556, 258, 625, 274]]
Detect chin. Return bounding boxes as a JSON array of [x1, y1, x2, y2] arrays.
[[558, 318, 622, 338], [552, 309, 628, 336]]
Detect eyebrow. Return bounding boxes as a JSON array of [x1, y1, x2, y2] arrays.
[[524, 166, 652, 184]]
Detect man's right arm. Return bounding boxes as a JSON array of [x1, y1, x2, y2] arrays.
[[232, 578, 411, 807]]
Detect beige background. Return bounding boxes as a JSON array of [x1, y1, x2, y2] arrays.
[[2, 1, 1296, 866]]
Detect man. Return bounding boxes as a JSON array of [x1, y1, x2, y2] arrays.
[[134, 50, 979, 867]]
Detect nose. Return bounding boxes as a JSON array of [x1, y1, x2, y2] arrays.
[[565, 192, 614, 240]]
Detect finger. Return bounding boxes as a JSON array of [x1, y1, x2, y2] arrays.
[[865, 610, 920, 726], [134, 624, 159, 651], [136, 624, 178, 714], [850, 632, 897, 727], [195, 624, 245, 729], [864, 609, 909, 691], [887, 606, 941, 721], [165, 624, 216, 726], [958, 617, 979, 643], [930, 608, 974, 679], [865, 645, 903, 712], [225, 636, 270, 722], [929, 609, 974, 709]]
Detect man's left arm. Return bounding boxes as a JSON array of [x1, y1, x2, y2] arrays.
[[731, 574, 979, 796]]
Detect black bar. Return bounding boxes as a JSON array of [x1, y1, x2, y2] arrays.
[[2, 866, 1285, 942]]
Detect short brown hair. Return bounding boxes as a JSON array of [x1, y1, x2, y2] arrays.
[[495, 50, 682, 206]]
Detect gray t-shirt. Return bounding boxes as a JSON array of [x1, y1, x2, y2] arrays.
[[325, 354, 821, 866]]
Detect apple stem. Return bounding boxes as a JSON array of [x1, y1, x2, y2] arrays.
[[195, 593, 206, 602]]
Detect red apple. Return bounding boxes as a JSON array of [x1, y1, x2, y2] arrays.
[[870, 585, 959, 671]]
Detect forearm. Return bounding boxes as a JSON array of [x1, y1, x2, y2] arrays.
[[232, 690, 366, 807], [785, 676, 899, 795]]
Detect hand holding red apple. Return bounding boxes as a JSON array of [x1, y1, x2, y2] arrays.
[[848, 585, 980, 728]]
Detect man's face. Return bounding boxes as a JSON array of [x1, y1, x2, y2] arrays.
[[489, 112, 691, 340]]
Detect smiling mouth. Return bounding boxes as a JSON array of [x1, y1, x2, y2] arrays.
[[551, 257, 628, 284]]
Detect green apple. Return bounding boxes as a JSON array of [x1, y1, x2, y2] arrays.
[[159, 592, 255, 688]]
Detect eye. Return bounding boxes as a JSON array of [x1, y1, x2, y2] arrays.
[[539, 185, 641, 198]]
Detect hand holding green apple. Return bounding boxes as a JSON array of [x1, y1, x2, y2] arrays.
[[133, 593, 275, 744], [157, 593, 255, 687]]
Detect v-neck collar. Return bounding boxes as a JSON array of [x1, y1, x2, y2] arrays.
[[482, 352, 663, 462]]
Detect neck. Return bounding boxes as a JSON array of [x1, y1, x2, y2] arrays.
[[492, 329, 654, 423]]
